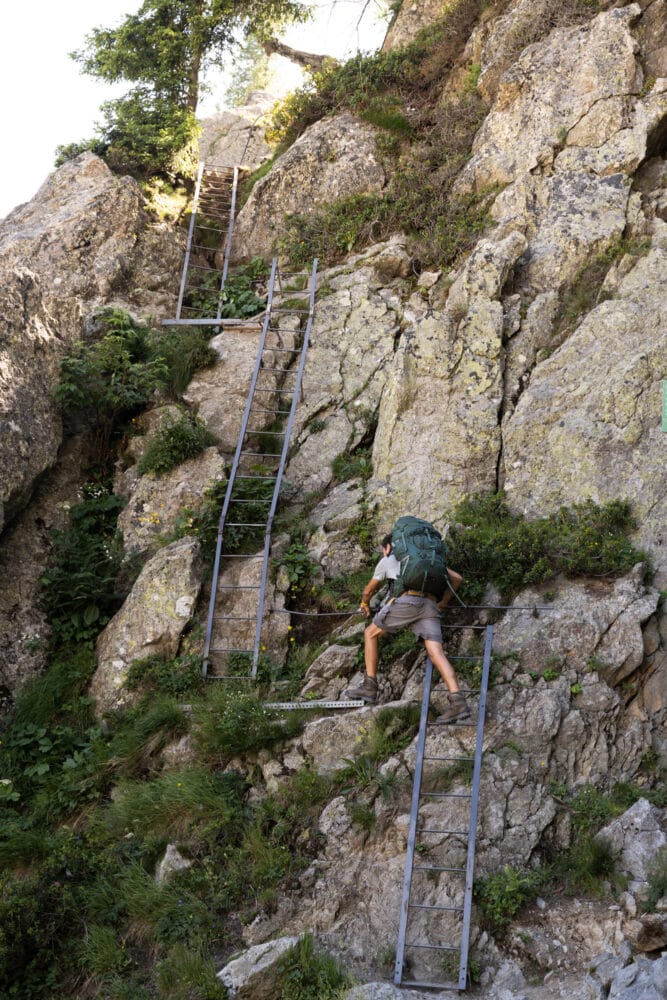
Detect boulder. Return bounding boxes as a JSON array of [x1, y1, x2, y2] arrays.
[[91, 535, 202, 714], [217, 936, 299, 999], [595, 798, 666, 881], [300, 644, 360, 700], [198, 94, 273, 169], [233, 112, 385, 261], [117, 447, 225, 556], [155, 844, 192, 884]]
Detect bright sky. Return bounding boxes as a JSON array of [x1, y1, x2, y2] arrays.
[[0, 1, 388, 220]]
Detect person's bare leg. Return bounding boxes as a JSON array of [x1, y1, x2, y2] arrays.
[[424, 639, 460, 693], [364, 623, 386, 678]]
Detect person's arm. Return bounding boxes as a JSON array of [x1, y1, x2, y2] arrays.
[[437, 569, 463, 611], [360, 578, 381, 616]]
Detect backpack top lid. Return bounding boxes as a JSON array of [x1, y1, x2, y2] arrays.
[[390, 516, 448, 599]]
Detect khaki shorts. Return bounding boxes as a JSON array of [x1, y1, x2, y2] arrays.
[[373, 595, 442, 643]]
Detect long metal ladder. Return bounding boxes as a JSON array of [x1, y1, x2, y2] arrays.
[[394, 624, 493, 992], [202, 258, 319, 680], [165, 162, 245, 328]]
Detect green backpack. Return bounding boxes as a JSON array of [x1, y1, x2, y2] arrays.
[[391, 516, 449, 600]]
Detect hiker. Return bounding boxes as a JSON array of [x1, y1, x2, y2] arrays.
[[358, 533, 400, 614], [346, 520, 468, 724]]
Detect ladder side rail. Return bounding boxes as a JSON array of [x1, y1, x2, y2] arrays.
[[458, 623, 493, 990], [394, 657, 434, 986], [202, 259, 279, 676], [216, 165, 239, 321], [251, 258, 318, 676], [176, 162, 205, 320]]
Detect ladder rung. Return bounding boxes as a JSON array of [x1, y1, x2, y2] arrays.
[[245, 429, 285, 436], [405, 942, 459, 952], [263, 700, 365, 710], [219, 552, 263, 558], [234, 475, 276, 481], [240, 451, 282, 458], [414, 865, 466, 873], [218, 585, 261, 591], [417, 829, 469, 836], [421, 792, 472, 799], [408, 903, 464, 912], [251, 407, 291, 415], [264, 347, 301, 354]]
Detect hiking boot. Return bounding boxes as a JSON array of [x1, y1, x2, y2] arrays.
[[433, 693, 471, 725], [345, 675, 378, 704]]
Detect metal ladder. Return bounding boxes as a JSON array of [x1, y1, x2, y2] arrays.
[[202, 257, 319, 680], [394, 624, 493, 992], [164, 162, 245, 328]]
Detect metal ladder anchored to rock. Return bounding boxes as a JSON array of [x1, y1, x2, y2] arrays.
[[394, 623, 493, 992], [201, 257, 321, 682], [163, 162, 247, 329]]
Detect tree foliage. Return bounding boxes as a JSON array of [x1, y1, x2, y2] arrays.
[[69, 0, 309, 176]]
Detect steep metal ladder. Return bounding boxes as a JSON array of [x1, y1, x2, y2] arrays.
[[202, 258, 319, 680], [394, 624, 493, 992], [165, 162, 244, 328]]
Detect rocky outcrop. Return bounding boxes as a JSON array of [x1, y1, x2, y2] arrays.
[[502, 244, 667, 587], [372, 232, 525, 528], [232, 112, 385, 261], [117, 446, 225, 556], [91, 535, 202, 714], [199, 94, 273, 169], [0, 153, 181, 536]]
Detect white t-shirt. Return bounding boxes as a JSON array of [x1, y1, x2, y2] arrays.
[[372, 553, 400, 582]]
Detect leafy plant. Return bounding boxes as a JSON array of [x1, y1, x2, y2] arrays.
[[331, 448, 373, 483], [277, 933, 352, 999], [136, 412, 215, 476], [475, 865, 543, 931], [56, 310, 169, 452], [184, 258, 268, 319], [277, 541, 318, 598], [447, 492, 645, 603], [39, 486, 126, 645], [126, 654, 204, 696], [193, 687, 305, 761]]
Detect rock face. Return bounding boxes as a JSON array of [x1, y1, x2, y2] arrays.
[[217, 936, 299, 999], [198, 94, 273, 169], [91, 536, 202, 714], [233, 112, 386, 261], [502, 245, 667, 587], [117, 446, 225, 556], [0, 154, 182, 695]]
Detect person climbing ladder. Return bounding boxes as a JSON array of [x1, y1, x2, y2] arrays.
[[345, 516, 468, 723]]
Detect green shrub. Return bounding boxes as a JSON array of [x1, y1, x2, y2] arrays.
[[277, 541, 318, 598], [448, 493, 645, 603], [157, 943, 228, 1000], [56, 310, 169, 451], [126, 654, 204, 697], [136, 413, 215, 476], [39, 486, 126, 645], [184, 475, 275, 558], [475, 865, 543, 931], [154, 325, 218, 397], [193, 688, 304, 760], [331, 448, 373, 482], [277, 933, 352, 1000], [184, 258, 268, 319], [644, 847, 667, 912]]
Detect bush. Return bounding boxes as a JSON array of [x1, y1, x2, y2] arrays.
[[447, 493, 645, 602], [183, 258, 268, 320], [277, 933, 352, 999], [475, 865, 543, 931], [126, 654, 204, 697], [193, 687, 305, 760], [39, 485, 126, 645], [136, 413, 215, 476]]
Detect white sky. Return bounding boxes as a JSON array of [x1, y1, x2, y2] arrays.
[[0, 1, 388, 220]]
